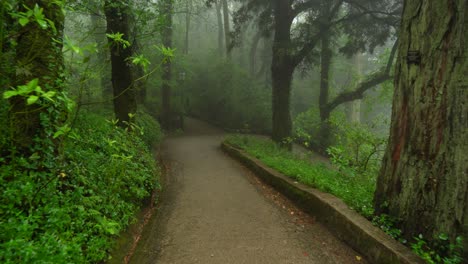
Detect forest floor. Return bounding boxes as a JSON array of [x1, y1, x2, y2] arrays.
[[128, 118, 365, 264]]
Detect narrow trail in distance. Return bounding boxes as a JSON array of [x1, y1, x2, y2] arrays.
[[130, 118, 365, 264]]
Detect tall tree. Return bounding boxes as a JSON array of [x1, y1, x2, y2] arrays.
[[184, 0, 193, 55], [9, 0, 65, 151], [221, 0, 231, 59], [249, 30, 262, 77], [104, 0, 137, 126], [215, 0, 224, 56], [90, 11, 112, 101], [374, 0, 467, 257], [234, 0, 399, 146], [270, 0, 295, 144], [160, 0, 173, 130]]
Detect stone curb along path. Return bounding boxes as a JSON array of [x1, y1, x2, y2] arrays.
[[221, 142, 425, 264]]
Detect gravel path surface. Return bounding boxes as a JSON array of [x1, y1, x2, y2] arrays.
[[129, 118, 366, 264]]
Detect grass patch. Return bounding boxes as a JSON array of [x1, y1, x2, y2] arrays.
[[225, 134, 375, 218]]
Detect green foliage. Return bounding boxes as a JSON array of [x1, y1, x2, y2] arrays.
[[3, 78, 57, 105], [130, 54, 151, 72], [327, 115, 387, 177], [372, 214, 404, 242], [135, 110, 164, 147], [0, 110, 161, 263], [11, 3, 58, 33], [106, 32, 131, 48], [156, 44, 176, 63], [294, 108, 338, 148], [225, 134, 375, 217], [185, 55, 271, 133], [412, 235, 464, 264]]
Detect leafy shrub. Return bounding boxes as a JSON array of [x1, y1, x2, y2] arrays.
[[327, 115, 387, 177], [293, 108, 341, 150], [135, 110, 164, 147], [0, 110, 161, 263], [412, 235, 463, 264]]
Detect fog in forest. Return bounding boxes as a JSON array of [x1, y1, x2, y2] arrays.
[[1, 0, 466, 263]]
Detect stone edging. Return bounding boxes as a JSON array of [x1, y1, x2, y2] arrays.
[[221, 142, 425, 264]]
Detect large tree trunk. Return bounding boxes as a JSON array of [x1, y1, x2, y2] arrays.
[[221, 0, 231, 59], [271, 0, 294, 146], [161, 0, 173, 130], [10, 0, 64, 151], [215, 0, 224, 56], [104, 0, 137, 126], [374, 0, 467, 257], [318, 31, 333, 150]]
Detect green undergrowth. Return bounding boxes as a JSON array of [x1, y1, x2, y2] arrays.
[[0, 110, 162, 263], [225, 134, 465, 264], [224, 134, 375, 218]]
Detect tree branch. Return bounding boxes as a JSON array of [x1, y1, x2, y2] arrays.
[[325, 39, 398, 112], [291, 1, 343, 67]]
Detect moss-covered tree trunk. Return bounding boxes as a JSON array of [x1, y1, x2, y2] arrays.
[[374, 0, 467, 257], [271, 0, 294, 146], [104, 0, 137, 126], [160, 0, 173, 130], [11, 0, 64, 151]]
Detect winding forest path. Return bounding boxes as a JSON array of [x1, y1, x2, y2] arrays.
[[130, 118, 365, 264]]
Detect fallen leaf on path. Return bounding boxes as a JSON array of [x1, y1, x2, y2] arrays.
[[356, 255, 362, 261]]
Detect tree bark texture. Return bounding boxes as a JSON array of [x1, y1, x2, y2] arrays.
[[374, 0, 467, 256], [104, 0, 137, 126], [161, 0, 173, 130], [221, 0, 231, 59], [11, 0, 64, 150], [271, 0, 294, 146]]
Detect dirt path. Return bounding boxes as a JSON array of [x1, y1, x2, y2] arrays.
[[130, 118, 365, 264]]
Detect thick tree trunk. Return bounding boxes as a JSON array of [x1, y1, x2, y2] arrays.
[[271, 0, 294, 146], [104, 0, 137, 126], [161, 0, 173, 130], [221, 0, 231, 59], [215, 0, 224, 57], [318, 31, 333, 150], [374, 0, 467, 257], [10, 0, 64, 151]]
